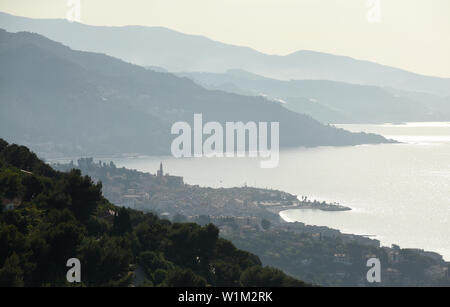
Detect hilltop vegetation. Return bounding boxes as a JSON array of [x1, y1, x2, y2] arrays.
[[0, 139, 308, 287]]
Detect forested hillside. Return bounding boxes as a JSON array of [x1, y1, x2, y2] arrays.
[[0, 139, 308, 287]]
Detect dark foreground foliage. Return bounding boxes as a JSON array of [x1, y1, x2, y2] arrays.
[[0, 139, 308, 287]]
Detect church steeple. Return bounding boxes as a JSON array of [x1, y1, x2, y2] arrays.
[[157, 162, 163, 177]]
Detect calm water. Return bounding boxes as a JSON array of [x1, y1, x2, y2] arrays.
[[97, 122, 450, 260]]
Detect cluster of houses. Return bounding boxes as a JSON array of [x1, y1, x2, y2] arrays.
[[1, 197, 20, 212]]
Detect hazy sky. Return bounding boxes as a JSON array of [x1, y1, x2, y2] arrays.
[[1, 0, 449, 78]]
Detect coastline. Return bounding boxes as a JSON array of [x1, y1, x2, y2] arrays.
[[52, 158, 448, 262], [277, 205, 449, 262], [52, 158, 450, 284]]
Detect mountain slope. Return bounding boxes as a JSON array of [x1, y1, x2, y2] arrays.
[[0, 29, 389, 157], [0, 11, 449, 96], [179, 70, 450, 124]]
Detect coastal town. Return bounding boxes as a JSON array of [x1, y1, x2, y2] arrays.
[[53, 158, 450, 286]]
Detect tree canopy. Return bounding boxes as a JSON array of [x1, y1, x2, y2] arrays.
[[0, 139, 308, 287]]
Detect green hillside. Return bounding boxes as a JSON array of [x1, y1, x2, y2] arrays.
[[0, 139, 308, 287]]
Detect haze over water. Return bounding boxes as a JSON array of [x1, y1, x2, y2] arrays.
[[99, 122, 450, 260]]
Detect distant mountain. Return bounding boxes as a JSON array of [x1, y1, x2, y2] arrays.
[[0, 29, 389, 158], [179, 70, 450, 124], [0, 11, 449, 96]]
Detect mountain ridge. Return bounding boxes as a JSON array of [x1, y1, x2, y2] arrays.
[[179, 69, 450, 124], [0, 11, 449, 96], [0, 29, 390, 158]]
